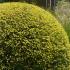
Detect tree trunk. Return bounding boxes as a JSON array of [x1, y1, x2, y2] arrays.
[[51, 0, 56, 10]]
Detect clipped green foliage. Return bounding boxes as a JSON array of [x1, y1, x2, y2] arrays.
[[0, 2, 70, 70]]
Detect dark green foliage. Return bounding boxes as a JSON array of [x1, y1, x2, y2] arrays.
[[0, 2, 70, 70], [1, 0, 56, 10]]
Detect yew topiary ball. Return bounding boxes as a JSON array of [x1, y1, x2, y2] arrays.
[[0, 2, 70, 70]]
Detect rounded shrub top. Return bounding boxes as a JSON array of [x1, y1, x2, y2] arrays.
[[0, 2, 70, 70]]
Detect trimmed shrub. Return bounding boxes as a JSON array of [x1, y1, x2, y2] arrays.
[[0, 2, 70, 70]]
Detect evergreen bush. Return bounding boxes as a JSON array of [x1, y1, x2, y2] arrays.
[[0, 2, 70, 70]]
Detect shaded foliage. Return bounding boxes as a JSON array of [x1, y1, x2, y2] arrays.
[[55, 0, 70, 41], [0, 0, 57, 10]]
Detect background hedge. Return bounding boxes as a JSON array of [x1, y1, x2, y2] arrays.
[[55, 0, 70, 42]]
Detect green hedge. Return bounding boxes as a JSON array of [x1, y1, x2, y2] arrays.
[[0, 2, 70, 70]]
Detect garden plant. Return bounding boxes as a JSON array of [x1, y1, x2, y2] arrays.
[[0, 2, 70, 70]]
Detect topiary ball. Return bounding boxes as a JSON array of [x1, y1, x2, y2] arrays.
[[0, 2, 70, 70]]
